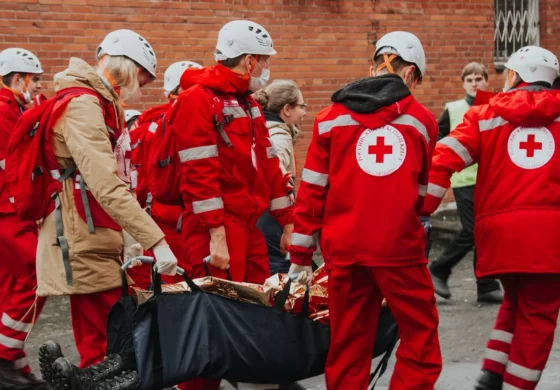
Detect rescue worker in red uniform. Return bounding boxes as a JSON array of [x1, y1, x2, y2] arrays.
[[289, 31, 442, 390], [421, 46, 560, 390], [127, 60, 202, 288], [169, 20, 294, 390], [0, 48, 47, 388]]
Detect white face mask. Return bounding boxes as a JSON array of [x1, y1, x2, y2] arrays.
[[249, 67, 270, 92], [120, 84, 143, 104]]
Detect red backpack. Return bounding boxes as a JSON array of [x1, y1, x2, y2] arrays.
[[148, 88, 233, 206], [5, 87, 116, 222]]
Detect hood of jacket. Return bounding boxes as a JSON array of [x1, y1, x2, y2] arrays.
[[331, 74, 414, 129], [180, 64, 251, 96], [489, 87, 560, 127]]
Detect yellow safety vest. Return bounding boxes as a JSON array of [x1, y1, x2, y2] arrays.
[[446, 99, 478, 188]]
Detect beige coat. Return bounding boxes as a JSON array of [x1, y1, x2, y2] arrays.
[[266, 120, 299, 178], [37, 58, 164, 296]]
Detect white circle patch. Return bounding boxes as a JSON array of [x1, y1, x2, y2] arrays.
[[356, 125, 406, 176], [507, 127, 555, 170]]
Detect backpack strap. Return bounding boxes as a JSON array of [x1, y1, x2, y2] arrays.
[[203, 87, 232, 148], [145, 192, 153, 217], [368, 321, 400, 389]]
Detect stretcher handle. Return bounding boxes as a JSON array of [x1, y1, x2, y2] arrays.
[[120, 256, 196, 298], [273, 277, 311, 318], [121, 256, 186, 276], [203, 256, 233, 281]]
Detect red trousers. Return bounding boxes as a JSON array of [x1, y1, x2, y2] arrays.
[[69, 287, 122, 368], [178, 216, 270, 390], [482, 274, 560, 390], [127, 220, 187, 289], [0, 214, 46, 374], [326, 265, 442, 390]]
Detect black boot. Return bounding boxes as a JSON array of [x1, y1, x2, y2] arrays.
[[430, 270, 452, 299], [50, 355, 125, 390], [0, 358, 43, 389], [94, 371, 140, 390], [39, 341, 64, 387], [474, 369, 503, 390]]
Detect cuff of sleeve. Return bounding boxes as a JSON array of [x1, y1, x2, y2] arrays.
[[290, 252, 313, 267], [273, 209, 294, 227]]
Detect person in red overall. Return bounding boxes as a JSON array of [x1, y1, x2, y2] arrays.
[[421, 46, 560, 390], [127, 60, 202, 288], [170, 20, 294, 390], [0, 48, 47, 389], [289, 31, 442, 390]]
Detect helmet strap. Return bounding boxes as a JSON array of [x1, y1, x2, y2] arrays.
[[375, 54, 397, 75]]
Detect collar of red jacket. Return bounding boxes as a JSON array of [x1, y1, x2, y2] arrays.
[[0, 88, 23, 119], [180, 64, 250, 95], [489, 86, 560, 127], [138, 101, 173, 125]]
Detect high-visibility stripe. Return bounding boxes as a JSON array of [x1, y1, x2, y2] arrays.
[[318, 115, 360, 135], [1, 313, 32, 333], [479, 116, 508, 132], [484, 348, 509, 365], [291, 233, 315, 248], [192, 197, 223, 214], [490, 329, 513, 344], [50, 170, 61, 179], [418, 184, 427, 196], [9, 197, 14, 204], [438, 137, 473, 166], [148, 122, 158, 133], [427, 183, 447, 198], [0, 334, 24, 349], [270, 196, 291, 211], [0, 159, 5, 170], [250, 107, 262, 119], [13, 357, 29, 370], [301, 168, 329, 187], [266, 146, 278, 159], [179, 145, 218, 163], [391, 114, 430, 144], [554, 116, 560, 123], [74, 175, 90, 191], [223, 106, 247, 118], [506, 361, 542, 382]]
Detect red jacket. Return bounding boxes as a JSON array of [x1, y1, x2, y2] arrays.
[[0, 88, 24, 214], [289, 75, 438, 267], [168, 65, 293, 230], [130, 101, 182, 226], [423, 86, 560, 277]]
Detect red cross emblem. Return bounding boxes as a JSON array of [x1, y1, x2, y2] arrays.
[[519, 134, 542, 157], [368, 136, 393, 163]]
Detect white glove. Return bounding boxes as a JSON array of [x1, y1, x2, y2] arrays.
[[153, 245, 178, 276], [123, 230, 143, 268], [288, 263, 313, 285]]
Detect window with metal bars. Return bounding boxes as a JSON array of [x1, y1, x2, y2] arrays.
[[494, 0, 540, 71]]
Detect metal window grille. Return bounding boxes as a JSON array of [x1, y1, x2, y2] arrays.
[[494, 0, 539, 70]]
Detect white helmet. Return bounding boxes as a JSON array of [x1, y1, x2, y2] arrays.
[[505, 46, 559, 85], [164, 61, 202, 96], [374, 31, 426, 77], [97, 29, 157, 79], [215, 20, 276, 62], [0, 48, 43, 76], [125, 109, 141, 123]]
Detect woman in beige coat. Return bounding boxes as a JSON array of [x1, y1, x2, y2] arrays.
[[37, 30, 177, 389], [254, 80, 306, 274]]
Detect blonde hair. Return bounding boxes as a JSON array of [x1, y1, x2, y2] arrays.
[[253, 80, 301, 115], [97, 55, 140, 97]]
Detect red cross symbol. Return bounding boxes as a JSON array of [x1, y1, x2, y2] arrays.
[[368, 136, 393, 163], [519, 134, 542, 158]]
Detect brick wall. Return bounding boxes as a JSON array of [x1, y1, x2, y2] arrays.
[[1, 0, 558, 185]]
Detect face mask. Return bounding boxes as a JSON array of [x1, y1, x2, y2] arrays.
[[120, 84, 143, 105], [249, 62, 270, 92]]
